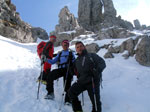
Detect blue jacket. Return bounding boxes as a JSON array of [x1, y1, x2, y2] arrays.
[[47, 50, 75, 68]]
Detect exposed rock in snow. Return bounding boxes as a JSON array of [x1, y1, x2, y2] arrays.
[[135, 35, 150, 66]]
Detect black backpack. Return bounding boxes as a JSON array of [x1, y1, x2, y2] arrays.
[[88, 53, 106, 88]]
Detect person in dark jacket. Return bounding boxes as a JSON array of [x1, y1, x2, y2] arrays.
[[44, 40, 75, 104], [68, 41, 106, 112]]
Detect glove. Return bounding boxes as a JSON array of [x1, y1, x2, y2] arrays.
[[41, 55, 47, 64]]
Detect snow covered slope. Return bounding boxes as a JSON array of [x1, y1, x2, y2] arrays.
[[0, 35, 150, 112]]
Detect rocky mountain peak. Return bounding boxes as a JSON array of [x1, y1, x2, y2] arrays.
[[0, 0, 48, 43], [55, 6, 79, 33], [78, 0, 133, 31]]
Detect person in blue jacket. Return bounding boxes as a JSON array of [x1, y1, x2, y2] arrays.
[[44, 39, 75, 104]]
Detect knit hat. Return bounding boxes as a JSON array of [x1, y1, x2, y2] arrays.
[[62, 39, 69, 46], [50, 35, 56, 39]]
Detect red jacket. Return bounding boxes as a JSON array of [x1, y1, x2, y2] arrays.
[[43, 41, 54, 73]]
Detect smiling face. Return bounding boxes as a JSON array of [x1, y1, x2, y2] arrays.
[[75, 42, 85, 55], [62, 42, 69, 51]]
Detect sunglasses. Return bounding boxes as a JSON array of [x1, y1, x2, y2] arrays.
[[62, 43, 69, 46]]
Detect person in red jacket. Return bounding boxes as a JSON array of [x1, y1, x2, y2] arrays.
[[38, 35, 56, 84]]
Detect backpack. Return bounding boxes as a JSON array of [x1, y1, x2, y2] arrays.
[[88, 53, 106, 88], [37, 41, 52, 59], [57, 51, 73, 68]]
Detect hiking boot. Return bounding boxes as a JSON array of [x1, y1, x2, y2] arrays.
[[44, 92, 55, 100], [36, 79, 47, 85], [37, 73, 47, 85], [72, 99, 83, 112]]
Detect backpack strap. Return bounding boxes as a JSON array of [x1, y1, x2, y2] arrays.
[[58, 51, 73, 68], [42, 41, 53, 59], [58, 51, 62, 63]]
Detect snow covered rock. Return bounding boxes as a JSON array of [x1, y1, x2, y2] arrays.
[[85, 43, 100, 53], [98, 26, 135, 40], [108, 46, 120, 53], [104, 51, 114, 58], [51, 28, 93, 46], [135, 35, 150, 66]]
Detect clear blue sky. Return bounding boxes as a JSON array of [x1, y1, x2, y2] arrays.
[[11, 0, 150, 34], [11, 0, 78, 34]]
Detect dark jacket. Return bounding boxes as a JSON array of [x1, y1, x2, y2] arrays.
[[75, 50, 106, 85]]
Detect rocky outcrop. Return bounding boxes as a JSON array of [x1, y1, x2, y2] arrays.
[[78, 0, 134, 32], [147, 26, 150, 30], [103, 36, 140, 57], [78, 0, 103, 31], [98, 26, 135, 40], [51, 28, 93, 46], [51, 6, 95, 46], [55, 6, 79, 33], [85, 43, 100, 53], [0, 0, 48, 43], [135, 35, 150, 66], [102, 35, 150, 66], [31, 27, 48, 40], [102, 0, 117, 17], [134, 19, 141, 30], [104, 52, 114, 58], [133, 19, 150, 30]]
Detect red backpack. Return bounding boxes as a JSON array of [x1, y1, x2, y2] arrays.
[[37, 41, 53, 59], [37, 41, 46, 59]]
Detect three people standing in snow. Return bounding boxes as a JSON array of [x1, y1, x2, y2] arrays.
[[37, 37, 106, 112]]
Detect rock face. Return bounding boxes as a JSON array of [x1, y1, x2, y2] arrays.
[[135, 35, 150, 66], [51, 6, 94, 46], [0, 0, 48, 42], [31, 27, 48, 40], [102, 35, 150, 67], [78, 0, 103, 31], [134, 19, 141, 30], [103, 0, 117, 17], [78, 0, 134, 31], [55, 6, 79, 33], [103, 36, 141, 57], [85, 43, 100, 53], [98, 26, 135, 39]]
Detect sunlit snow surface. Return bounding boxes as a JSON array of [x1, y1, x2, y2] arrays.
[[0, 32, 150, 112]]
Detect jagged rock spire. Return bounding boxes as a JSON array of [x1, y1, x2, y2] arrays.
[[55, 6, 79, 32]]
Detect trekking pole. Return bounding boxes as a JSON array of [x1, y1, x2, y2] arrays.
[[92, 77, 97, 111], [59, 59, 71, 111], [82, 92, 84, 106], [37, 63, 44, 99]]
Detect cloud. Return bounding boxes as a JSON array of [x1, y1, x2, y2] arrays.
[[118, 0, 150, 26]]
